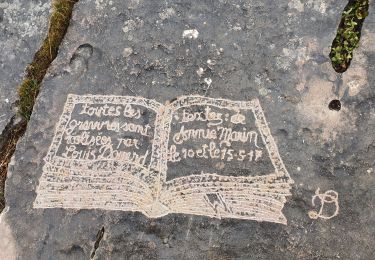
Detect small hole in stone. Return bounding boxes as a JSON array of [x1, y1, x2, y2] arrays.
[[329, 100, 341, 111]]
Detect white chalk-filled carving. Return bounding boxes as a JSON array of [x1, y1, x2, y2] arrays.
[[308, 188, 339, 220], [34, 95, 294, 224]]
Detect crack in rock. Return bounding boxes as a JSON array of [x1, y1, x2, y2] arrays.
[[90, 226, 105, 259]]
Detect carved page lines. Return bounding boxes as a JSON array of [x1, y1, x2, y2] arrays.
[[251, 98, 293, 181], [34, 94, 294, 225]]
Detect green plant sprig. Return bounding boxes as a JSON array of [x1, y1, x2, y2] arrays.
[[330, 0, 369, 72]]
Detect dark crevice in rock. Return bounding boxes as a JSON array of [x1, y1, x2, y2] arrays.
[[90, 227, 105, 259], [330, 0, 369, 73], [0, 0, 79, 213], [0, 118, 27, 211], [19, 0, 79, 120]]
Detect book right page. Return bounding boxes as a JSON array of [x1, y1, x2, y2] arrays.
[[160, 95, 294, 224]]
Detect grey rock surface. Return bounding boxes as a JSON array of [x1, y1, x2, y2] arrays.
[[1, 0, 375, 259], [0, 0, 50, 132]]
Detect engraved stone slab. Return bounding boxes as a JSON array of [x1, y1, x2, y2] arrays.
[[1, 0, 375, 259]]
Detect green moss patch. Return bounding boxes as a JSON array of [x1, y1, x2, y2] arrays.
[[0, 0, 78, 212], [330, 0, 369, 73], [18, 0, 78, 120]]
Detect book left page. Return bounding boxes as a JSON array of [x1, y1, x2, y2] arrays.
[[34, 94, 164, 215]]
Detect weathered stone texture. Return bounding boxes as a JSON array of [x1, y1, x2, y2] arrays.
[[1, 0, 375, 259], [0, 0, 50, 131]]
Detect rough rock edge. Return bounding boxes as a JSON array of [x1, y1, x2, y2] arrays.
[[0, 0, 79, 212]]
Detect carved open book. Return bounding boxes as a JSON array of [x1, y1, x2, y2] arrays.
[[34, 94, 294, 224]]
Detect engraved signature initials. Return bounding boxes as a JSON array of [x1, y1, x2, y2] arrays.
[[308, 188, 339, 220]]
